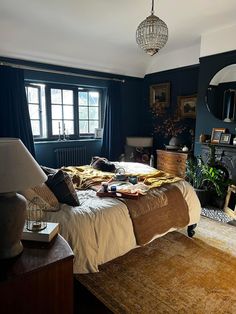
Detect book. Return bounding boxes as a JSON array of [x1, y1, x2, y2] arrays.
[[22, 222, 59, 242]]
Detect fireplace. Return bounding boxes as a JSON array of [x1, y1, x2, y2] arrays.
[[201, 144, 236, 183]]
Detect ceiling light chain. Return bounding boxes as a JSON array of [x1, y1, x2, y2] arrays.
[[136, 0, 168, 56]]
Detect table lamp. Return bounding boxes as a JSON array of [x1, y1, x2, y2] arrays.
[[0, 138, 47, 259]]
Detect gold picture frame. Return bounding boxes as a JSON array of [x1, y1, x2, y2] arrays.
[[211, 128, 226, 144], [178, 95, 197, 118], [150, 83, 170, 115]]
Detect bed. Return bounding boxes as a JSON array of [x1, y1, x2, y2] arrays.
[[42, 162, 201, 274]]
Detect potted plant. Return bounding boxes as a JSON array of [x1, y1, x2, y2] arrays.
[[186, 156, 229, 207], [186, 157, 209, 206]]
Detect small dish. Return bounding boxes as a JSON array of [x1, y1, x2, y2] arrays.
[[165, 145, 180, 150]]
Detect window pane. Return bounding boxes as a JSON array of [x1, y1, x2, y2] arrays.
[[63, 105, 74, 119], [51, 105, 62, 119], [63, 90, 73, 105], [64, 120, 74, 135], [89, 107, 98, 120], [79, 106, 88, 119], [78, 92, 88, 105], [51, 89, 62, 104], [52, 120, 63, 135], [29, 104, 39, 119], [79, 120, 88, 134], [31, 120, 40, 136], [27, 87, 39, 103], [89, 120, 99, 133], [89, 92, 99, 106]]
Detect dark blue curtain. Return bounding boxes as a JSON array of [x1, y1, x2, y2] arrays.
[[101, 81, 123, 160], [0, 66, 35, 155]]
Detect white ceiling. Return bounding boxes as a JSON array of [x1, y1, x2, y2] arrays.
[[0, 0, 236, 77]]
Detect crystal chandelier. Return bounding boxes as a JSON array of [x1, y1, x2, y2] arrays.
[[136, 0, 168, 56]]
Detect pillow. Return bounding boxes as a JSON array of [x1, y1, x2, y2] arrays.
[[20, 183, 60, 211], [45, 170, 80, 206], [41, 165, 58, 175]]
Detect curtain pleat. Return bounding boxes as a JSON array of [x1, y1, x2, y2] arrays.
[[0, 66, 35, 156], [101, 81, 123, 160]]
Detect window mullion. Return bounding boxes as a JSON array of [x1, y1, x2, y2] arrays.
[[45, 85, 53, 138], [74, 89, 79, 137]]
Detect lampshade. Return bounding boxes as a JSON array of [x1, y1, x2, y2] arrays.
[[0, 138, 47, 259], [136, 0, 168, 56], [0, 138, 47, 193]]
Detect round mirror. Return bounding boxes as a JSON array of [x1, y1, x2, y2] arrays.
[[206, 64, 236, 122]]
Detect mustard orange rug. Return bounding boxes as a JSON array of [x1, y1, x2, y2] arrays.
[[76, 217, 236, 313]]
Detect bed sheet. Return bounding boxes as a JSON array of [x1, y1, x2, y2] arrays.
[[44, 162, 201, 273]]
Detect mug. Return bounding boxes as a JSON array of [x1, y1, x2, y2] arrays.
[[129, 176, 138, 184]]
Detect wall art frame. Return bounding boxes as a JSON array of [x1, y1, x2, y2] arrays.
[[219, 133, 232, 145], [149, 82, 170, 115], [178, 94, 197, 119], [211, 127, 226, 144]]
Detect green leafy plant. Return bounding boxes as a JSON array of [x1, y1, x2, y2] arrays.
[[186, 156, 229, 197]]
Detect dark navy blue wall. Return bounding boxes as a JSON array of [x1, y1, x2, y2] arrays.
[[195, 50, 236, 155], [143, 65, 200, 151], [0, 57, 143, 167]]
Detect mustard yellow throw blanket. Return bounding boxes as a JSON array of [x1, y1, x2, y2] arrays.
[[62, 165, 182, 190]]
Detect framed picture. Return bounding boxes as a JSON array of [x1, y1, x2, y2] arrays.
[[224, 185, 236, 218], [178, 95, 197, 118], [219, 133, 232, 144], [150, 83, 170, 115], [211, 128, 226, 144]]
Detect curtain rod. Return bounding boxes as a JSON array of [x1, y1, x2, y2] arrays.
[[0, 61, 125, 83]]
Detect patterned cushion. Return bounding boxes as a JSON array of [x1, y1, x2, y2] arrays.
[[20, 183, 59, 211], [46, 170, 80, 206]]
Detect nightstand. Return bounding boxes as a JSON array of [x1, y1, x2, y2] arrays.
[[0, 234, 74, 314], [156, 149, 188, 178]]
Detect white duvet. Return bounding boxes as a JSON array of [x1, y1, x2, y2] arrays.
[[44, 162, 201, 273]]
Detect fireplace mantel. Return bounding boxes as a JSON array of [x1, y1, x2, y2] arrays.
[[201, 143, 236, 183]]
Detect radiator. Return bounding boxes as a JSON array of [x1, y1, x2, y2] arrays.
[[54, 146, 87, 167]]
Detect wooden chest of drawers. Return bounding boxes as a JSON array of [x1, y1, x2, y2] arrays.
[[156, 149, 188, 178]]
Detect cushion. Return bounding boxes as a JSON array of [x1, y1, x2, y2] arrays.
[[41, 165, 58, 175], [20, 183, 60, 211], [45, 170, 80, 206]]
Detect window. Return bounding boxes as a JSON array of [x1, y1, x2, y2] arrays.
[[48, 87, 75, 137], [25, 85, 42, 137], [78, 90, 100, 134], [26, 82, 102, 139]]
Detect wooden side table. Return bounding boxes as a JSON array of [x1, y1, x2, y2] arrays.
[[156, 149, 188, 178], [0, 235, 74, 314]]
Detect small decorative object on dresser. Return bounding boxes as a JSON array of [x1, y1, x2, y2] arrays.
[[219, 133, 232, 145], [211, 127, 226, 144]]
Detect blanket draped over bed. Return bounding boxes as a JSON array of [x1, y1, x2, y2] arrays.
[[62, 165, 182, 189], [43, 162, 201, 273], [62, 164, 190, 246], [123, 185, 189, 245]]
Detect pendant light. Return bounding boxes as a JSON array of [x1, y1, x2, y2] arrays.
[[136, 0, 168, 56]]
